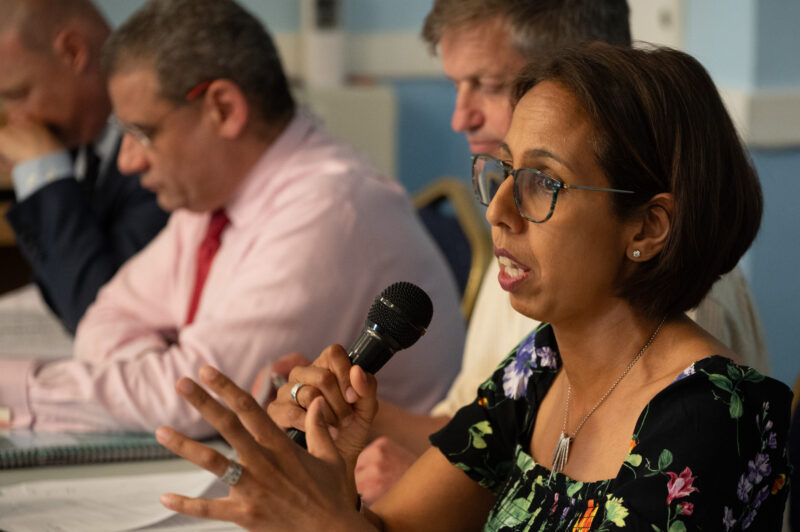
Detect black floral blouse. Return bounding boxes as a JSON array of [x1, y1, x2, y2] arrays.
[[430, 323, 792, 531]]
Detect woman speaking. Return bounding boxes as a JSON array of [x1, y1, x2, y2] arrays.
[[153, 44, 791, 531]]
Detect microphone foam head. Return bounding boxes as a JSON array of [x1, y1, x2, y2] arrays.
[[367, 282, 433, 349]]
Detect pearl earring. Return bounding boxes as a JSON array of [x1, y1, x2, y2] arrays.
[[632, 250, 641, 258]]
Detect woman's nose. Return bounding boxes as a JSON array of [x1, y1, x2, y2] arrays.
[[486, 176, 524, 233]]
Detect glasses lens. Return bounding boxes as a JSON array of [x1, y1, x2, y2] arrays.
[[472, 156, 506, 206], [515, 168, 558, 222], [111, 117, 151, 146]]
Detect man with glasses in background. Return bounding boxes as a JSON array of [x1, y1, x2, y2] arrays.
[[0, 0, 168, 334], [342, 0, 771, 504], [0, 0, 465, 436]]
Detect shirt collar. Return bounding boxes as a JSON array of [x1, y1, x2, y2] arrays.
[[224, 110, 315, 228], [74, 121, 120, 179], [94, 120, 119, 162]]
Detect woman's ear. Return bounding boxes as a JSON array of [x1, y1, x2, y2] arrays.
[[203, 79, 249, 139], [627, 193, 674, 261]]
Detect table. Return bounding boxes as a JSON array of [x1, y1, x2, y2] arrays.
[[0, 443, 241, 531], [0, 454, 196, 487]]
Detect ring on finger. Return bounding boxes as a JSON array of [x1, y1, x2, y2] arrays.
[[290, 382, 305, 407], [219, 459, 244, 486]]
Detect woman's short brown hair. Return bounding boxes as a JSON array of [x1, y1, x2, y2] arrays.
[[511, 45, 763, 319]]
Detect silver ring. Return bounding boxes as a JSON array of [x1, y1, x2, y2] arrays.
[[290, 382, 305, 406], [219, 459, 243, 486]]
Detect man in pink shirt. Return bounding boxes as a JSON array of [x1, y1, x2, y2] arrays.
[[0, 0, 465, 436]]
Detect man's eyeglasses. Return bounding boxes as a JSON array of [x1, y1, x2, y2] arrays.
[[110, 80, 211, 148], [471, 153, 635, 223]]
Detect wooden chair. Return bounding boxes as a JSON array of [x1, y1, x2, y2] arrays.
[[414, 177, 492, 321]]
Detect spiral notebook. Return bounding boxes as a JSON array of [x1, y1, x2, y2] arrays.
[[0, 430, 177, 469]]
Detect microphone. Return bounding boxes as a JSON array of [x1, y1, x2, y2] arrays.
[[288, 281, 433, 448]]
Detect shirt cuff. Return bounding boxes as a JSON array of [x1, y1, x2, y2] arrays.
[[0, 359, 39, 428], [12, 151, 74, 201]]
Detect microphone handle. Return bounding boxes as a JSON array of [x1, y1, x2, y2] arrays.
[[286, 427, 307, 448], [286, 329, 398, 448]]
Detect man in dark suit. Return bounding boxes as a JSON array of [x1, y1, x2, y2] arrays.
[[0, 0, 168, 333]]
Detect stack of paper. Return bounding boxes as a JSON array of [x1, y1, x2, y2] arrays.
[[0, 469, 241, 531]]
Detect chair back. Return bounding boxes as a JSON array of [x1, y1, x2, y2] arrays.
[[414, 177, 492, 321]]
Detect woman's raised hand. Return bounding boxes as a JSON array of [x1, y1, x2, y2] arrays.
[[268, 344, 374, 468], [155, 362, 377, 531]]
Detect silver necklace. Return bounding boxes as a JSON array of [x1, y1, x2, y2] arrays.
[[550, 317, 666, 480]]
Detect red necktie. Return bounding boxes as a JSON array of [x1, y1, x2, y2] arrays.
[[185, 209, 230, 325]]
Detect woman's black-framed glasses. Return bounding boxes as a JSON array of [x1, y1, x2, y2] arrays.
[[471, 153, 635, 223]]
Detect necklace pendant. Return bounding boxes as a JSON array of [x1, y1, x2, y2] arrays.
[[550, 432, 572, 480]]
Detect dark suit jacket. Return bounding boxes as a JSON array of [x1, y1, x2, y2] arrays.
[[5, 142, 168, 333]]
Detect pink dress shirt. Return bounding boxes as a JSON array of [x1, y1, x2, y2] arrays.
[[0, 113, 465, 437]]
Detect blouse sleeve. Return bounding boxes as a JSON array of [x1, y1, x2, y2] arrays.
[[610, 360, 792, 531]]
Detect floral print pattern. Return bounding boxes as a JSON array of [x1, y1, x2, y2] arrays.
[[431, 324, 792, 531], [665, 467, 698, 505], [501, 333, 557, 400], [723, 401, 784, 530]]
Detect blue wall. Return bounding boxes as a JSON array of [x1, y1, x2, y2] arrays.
[[99, 0, 435, 32], [342, 0, 434, 32], [98, 0, 433, 33], [97, 1, 296, 30], [749, 149, 800, 384], [684, 0, 800, 386], [393, 80, 469, 192], [684, 0, 757, 88], [755, 2, 800, 87]]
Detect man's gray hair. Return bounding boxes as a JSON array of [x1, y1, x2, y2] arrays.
[[101, 0, 294, 123], [422, 0, 631, 60]]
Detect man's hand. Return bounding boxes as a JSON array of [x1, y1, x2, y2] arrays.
[[355, 437, 420, 505], [0, 120, 63, 166], [0, 406, 11, 429]]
